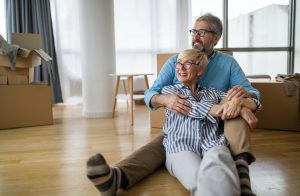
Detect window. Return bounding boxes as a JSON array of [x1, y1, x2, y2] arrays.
[[114, 0, 181, 74], [234, 51, 288, 77], [228, 0, 289, 48], [191, 0, 294, 79]]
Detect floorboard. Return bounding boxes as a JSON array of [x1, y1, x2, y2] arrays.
[[0, 103, 299, 196]]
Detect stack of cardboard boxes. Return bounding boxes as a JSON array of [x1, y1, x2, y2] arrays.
[[0, 33, 53, 129], [150, 53, 300, 131]]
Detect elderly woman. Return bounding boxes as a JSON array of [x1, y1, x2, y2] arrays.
[[162, 49, 261, 196]]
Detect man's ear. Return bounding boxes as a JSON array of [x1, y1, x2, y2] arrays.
[[213, 34, 221, 46]]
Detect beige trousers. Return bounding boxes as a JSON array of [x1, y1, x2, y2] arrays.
[[115, 117, 254, 189]]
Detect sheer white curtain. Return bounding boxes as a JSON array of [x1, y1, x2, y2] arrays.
[[50, 0, 191, 104], [50, 0, 82, 104]]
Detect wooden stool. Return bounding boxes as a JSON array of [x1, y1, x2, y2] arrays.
[[110, 73, 153, 125]]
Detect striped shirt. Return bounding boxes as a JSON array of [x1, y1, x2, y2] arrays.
[[162, 84, 261, 158]]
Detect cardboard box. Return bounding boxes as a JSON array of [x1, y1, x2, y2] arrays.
[[150, 53, 176, 128], [0, 84, 53, 129], [252, 81, 300, 131], [0, 67, 29, 85], [0, 33, 52, 84], [150, 108, 165, 128], [0, 75, 7, 84]]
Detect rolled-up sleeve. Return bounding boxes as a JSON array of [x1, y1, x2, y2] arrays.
[[144, 55, 177, 110]]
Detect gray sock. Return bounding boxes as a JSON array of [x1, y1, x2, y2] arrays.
[[86, 154, 121, 196]]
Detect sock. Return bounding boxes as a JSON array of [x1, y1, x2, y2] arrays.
[[235, 155, 256, 196], [86, 154, 121, 196], [120, 169, 129, 189]]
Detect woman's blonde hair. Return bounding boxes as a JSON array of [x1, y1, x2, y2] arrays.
[[177, 49, 208, 70]]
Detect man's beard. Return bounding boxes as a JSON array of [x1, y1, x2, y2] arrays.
[[192, 41, 205, 52], [193, 40, 215, 54]]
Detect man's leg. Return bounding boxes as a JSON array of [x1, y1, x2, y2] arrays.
[[115, 134, 165, 188], [87, 134, 165, 195], [193, 145, 240, 196], [224, 117, 256, 196]]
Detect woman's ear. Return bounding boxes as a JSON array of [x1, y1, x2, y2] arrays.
[[197, 66, 204, 76]]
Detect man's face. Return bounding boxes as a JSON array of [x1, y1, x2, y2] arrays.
[[192, 21, 220, 55]]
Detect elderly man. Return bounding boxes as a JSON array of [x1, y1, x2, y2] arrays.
[[87, 13, 259, 196]]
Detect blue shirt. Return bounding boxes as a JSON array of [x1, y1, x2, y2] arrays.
[[145, 51, 260, 109], [162, 84, 261, 157]]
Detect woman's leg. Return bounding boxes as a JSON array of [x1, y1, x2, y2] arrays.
[[166, 151, 201, 191]]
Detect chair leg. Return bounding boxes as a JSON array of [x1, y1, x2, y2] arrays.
[[112, 76, 120, 118], [144, 75, 150, 89], [122, 79, 129, 111], [128, 76, 134, 125]]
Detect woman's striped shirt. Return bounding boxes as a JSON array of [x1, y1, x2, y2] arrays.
[[162, 83, 260, 158]]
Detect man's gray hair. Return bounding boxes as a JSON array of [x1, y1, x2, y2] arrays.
[[177, 49, 208, 70], [195, 13, 223, 36]]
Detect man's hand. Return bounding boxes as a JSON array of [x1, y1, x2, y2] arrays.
[[163, 94, 192, 115], [221, 97, 242, 120], [240, 107, 258, 129], [227, 85, 254, 100]]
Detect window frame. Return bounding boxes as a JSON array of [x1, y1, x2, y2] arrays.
[[220, 0, 295, 74]]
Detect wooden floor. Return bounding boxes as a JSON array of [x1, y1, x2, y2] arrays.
[[0, 103, 300, 196]]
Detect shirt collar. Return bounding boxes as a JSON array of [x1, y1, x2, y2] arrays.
[[179, 83, 203, 90], [208, 50, 216, 62]]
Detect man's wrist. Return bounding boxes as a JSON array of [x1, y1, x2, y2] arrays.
[[247, 92, 257, 99], [150, 94, 166, 108]]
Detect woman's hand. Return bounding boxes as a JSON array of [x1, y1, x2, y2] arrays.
[[240, 107, 258, 129]]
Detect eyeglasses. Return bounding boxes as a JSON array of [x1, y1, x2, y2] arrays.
[[175, 62, 194, 69], [189, 29, 216, 37]]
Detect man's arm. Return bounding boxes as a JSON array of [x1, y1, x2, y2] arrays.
[[227, 85, 257, 100], [144, 55, 177, 109], [226, 57, 260, 100], [150, 93, 191, 115], [183, 88, 226, 122], [216, 96, 262, 129], [160, 85, 191, 115]]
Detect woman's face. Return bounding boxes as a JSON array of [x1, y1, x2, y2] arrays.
[[176, 56, 203, 85]]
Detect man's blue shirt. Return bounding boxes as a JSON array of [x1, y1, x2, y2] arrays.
[[144, 50, 260, 109]]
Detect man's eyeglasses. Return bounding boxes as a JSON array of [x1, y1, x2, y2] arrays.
[[175, 62, 194, 69], [189, 29, 216, 37]]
